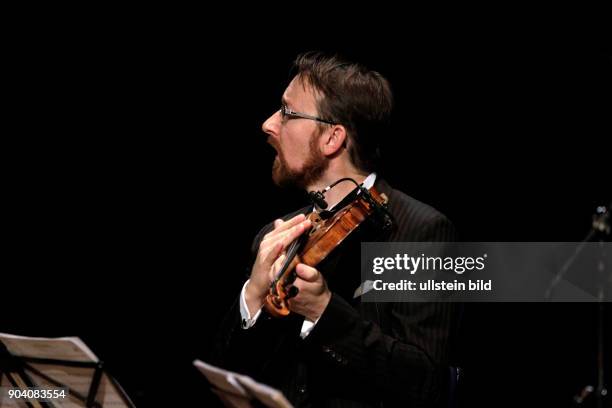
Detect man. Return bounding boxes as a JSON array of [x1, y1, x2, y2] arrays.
[[212, 52, 458, 407]]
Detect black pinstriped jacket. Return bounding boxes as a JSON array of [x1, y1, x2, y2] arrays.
[[213, 179, 459, 407]]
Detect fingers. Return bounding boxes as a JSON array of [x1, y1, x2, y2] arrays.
[[252, 215, 314, 300], [296, 263, 320, 283], [288, 266, 331, 321], [261, 218, 311, 253], [267, 214, 306, 238], [280, 219, 311, 246], [270, 253, 287, 280], [262, 242, 284, 271]]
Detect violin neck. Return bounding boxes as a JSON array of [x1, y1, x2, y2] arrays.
[[272, 232, 308, 286]]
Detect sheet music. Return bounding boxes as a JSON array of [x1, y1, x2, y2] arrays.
[[0, 332, 98, 362], [234, 375, 292, 408], [0, 332, 132, 407], [193, 360, 248, 397], [193, 359, 293, 408]]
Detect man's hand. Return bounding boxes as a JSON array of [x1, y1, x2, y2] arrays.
[[288, 263, 332, 322], [245, 214, 312, 315]]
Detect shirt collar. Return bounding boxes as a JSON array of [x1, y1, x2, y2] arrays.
[[362, 172, 377, 189], [315, 172, 377, 212]]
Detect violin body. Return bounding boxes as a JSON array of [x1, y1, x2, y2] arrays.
[[264, 185, 391, 317]]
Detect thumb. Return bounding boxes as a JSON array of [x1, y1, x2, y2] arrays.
[[296, 264, 320, 282]]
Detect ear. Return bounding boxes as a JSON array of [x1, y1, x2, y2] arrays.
[[320, 125, 347, 157]]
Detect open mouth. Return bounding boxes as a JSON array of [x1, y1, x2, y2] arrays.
[[267, 137, 280, 152]]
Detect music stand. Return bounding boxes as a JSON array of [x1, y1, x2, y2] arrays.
[[0, 339, 135, 408], [193, 359, 293, 408]]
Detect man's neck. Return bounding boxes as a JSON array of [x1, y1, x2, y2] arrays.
[[307, 170, 369, 210]]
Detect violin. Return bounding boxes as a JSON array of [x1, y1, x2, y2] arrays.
[[264, 178, 393, 318]]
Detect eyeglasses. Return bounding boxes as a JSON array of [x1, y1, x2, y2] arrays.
[[280, 104, 335, 125]]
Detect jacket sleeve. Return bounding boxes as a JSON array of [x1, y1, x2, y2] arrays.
[[300, 214, 457, 406], [209, 293, 303, 378], [209, 220, 304, 378]]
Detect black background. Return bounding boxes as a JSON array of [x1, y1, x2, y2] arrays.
[[4, 14, 611, 407]]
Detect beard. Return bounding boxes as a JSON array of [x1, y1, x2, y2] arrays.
[[270, 135, 328, 190]]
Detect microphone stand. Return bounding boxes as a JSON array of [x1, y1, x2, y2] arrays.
[[568, 204, 611, 408]]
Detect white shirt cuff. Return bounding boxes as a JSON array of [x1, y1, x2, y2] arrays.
[[239, 280, 262, 329], [240, 279, 320, 337]]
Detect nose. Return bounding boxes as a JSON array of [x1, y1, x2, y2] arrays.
[[262, 109, 281, 139]]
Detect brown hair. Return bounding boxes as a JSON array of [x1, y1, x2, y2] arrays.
[[293, 51, 393, 172]]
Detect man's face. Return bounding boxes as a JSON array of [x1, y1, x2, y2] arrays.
[[262, 75, 328, 189]]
